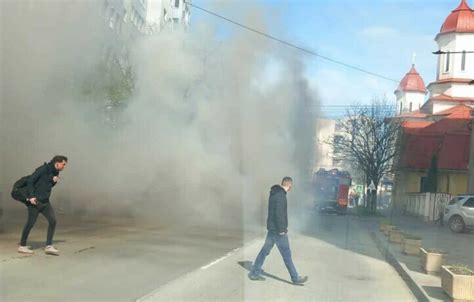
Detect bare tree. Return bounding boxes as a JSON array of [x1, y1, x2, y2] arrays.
[[329, 99, 401, 212]]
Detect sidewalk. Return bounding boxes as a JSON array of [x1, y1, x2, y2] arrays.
[[368, 215, 474, 302], [137, 220, 416, 302]]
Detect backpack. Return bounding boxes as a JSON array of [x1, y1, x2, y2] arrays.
[[11, 176, 30, 204]]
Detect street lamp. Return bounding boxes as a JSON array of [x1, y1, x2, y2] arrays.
[[432, 50, 474, 54]]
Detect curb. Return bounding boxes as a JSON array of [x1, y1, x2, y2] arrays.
[[370, 231, 430, 302]]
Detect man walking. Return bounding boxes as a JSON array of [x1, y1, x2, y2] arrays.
[[15, 155, 68, 255], [249, 176, 308, 285]]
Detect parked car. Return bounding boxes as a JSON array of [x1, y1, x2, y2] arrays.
[[444, 195, 474, 233]]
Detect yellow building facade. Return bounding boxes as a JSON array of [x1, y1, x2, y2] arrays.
[[400, 170, 467, 195]]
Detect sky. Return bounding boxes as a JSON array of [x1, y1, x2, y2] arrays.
[[190, 0, 465, 118]]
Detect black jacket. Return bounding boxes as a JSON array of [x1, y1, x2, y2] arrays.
[[266, 185, 288, 233], [27, 162, 59, 202]]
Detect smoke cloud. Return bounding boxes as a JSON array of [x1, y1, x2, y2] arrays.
[[1, 1, 318, 230]]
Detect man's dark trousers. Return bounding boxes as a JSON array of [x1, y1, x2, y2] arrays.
[[251, 231, 298, 281], [20, 202, 57, 246]]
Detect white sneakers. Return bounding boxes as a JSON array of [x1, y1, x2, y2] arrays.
[[44, 245, 60, 255], [17, 246, 34, 254], [17, 245, 60, 255]]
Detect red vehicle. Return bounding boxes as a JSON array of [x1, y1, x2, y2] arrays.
[[312, 168, 352, 214]]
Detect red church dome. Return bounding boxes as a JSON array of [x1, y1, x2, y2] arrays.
[[440, 0, 474, 34], [396, 65, 427, 93]]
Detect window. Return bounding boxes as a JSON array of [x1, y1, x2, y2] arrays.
[[448, 197, 460, 205], [175, 0, 180, 8], [409, 102, 412, 112], [461, 50, 466, 71], [445, 51, 450, 72], [400, 102, 403, 114], [462, 198, 474, 208]]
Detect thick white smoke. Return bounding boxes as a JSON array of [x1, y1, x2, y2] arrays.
[[1, 2, 318, 230]]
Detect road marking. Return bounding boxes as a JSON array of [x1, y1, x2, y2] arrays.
[[136, 237, 261, 302], [200, 246, 241, 270]]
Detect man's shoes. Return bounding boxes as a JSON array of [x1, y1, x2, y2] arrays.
[[44, 245, 60, 256], [248, 272, 266, 281], [292, 276, 308, 286], [18, 246, 34, 254]]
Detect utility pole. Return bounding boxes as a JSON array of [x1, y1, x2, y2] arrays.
[[0, 98, 4, 232], [468, 109, 474, 194], [468, 79, 474, 194]]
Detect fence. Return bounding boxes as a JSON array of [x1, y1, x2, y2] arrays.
[[399, 192, 453, 222]]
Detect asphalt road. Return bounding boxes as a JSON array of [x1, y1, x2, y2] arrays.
[[0, 211, 415, 302], [0, 217, 258, 302]]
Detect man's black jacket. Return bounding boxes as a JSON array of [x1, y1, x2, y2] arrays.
[[266, 185, 288, 234], [27, 162, 59, 202]]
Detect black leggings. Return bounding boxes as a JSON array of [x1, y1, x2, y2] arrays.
[[20, 203, 57, 246]]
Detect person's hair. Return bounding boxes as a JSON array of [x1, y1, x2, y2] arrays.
[[51, 155, 68, 164], [281, 176, 293, 186]]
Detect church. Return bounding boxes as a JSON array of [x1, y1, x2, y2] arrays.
[[395, 0, 474, 196]]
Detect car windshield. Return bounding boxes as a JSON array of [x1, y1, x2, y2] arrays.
[[448, 197, 461, 205]]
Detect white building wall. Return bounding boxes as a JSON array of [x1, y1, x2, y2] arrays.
[[146, 0, 190, 33], [436, 33, 457, 81], [124, 0, 148, 35], [435, 33, 474, 81], [396, 91, 426, 113], [429, 82, 474, 98], [429, 82, 448, 96], [432, 102, 464, 113], [313, 119, 336, 173], [426, 31, 474, 113], [451, 34, 474, 80], [165, 0, 191, 29], [101, 0, 148, 37], [451, 83, 474, 97]]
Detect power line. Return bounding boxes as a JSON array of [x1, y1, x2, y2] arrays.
[[319, 105, 397, 108], [184, 1, 399, 84]]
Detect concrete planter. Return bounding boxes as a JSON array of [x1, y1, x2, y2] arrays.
[[421, 248, 448, 274], [403, 238, 422, 256], [380, 221, 393, 233], [441, 265, 474, 301], [389, 229, 403, 244], [383, 225, 396, 236]]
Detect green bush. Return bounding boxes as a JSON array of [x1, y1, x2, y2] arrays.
[[449, 264, 473, 276]]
